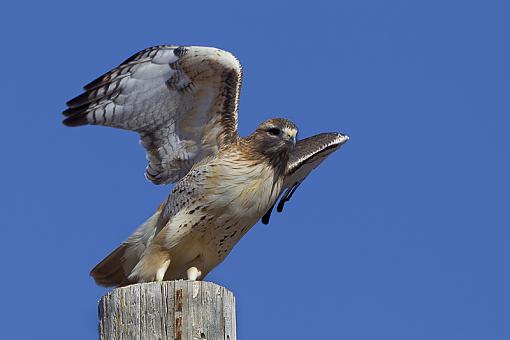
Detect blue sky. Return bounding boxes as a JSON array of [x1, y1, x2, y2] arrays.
[[1, 0, 509, 339]]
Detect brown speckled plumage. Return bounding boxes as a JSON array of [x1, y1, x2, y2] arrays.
[[64, 45, 348, 287]]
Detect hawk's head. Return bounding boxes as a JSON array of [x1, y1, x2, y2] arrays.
[[245, 118, 298, 169]]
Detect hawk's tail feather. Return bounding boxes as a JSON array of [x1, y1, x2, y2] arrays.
[[90, 244, 130, 287], [90, 205, 165, 287]]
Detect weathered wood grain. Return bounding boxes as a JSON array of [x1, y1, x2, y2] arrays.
[[98, 280, 236, 340]]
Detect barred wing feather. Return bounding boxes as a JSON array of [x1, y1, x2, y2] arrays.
[[261, 132, 349, 224], [63, 45, 242, 184]]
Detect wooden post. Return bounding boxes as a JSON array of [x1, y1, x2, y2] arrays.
[[98, 280, 236, 340]]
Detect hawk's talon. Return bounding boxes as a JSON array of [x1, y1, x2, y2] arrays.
[[186, 267, 202, 281]]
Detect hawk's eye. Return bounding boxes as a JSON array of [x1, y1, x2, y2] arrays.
[[267, 128, 281, 136]]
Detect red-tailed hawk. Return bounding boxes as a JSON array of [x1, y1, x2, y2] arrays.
[[63, 46, 349, 286]]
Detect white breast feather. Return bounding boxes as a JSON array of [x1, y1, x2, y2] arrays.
[[207, 159, 280, 221]]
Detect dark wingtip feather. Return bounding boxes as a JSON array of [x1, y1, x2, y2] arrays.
[[276, 196, 286, 213], [276, 183, 301, 213], [84, 73, 109, 91], [262, 203, 275, 225], [62, 104, 89, 117], [66, 91, 92, 108], [62, 114, 88, 126]]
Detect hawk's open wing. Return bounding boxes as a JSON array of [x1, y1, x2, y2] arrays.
[[63, 45, 242, 184], [262, 132, 349, 224]]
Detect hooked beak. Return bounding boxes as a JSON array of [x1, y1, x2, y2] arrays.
[[283, 128, 297, 146]]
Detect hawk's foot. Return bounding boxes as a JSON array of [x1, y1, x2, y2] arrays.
[[186, 266, 202, 280]]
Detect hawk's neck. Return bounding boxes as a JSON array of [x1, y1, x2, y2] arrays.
[[236, 138, 290, 180]]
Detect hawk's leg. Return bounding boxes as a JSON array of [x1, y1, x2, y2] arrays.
[[128, 244, 172, 283], [156, 259, 171, 282]]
